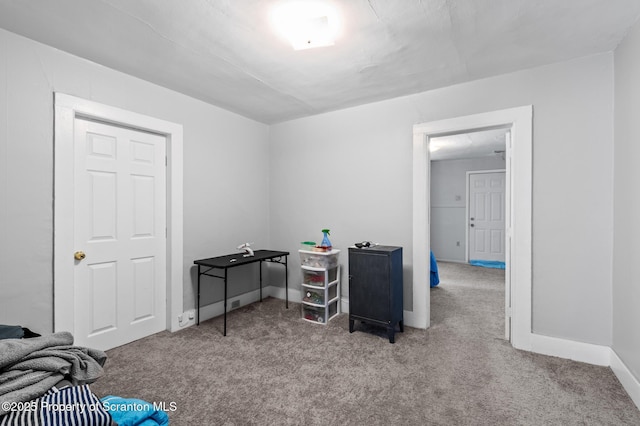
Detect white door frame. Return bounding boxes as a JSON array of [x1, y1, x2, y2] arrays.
[[412, 106, 533, 351], [466, 169, 506, 263], [54, 93, 184, 335]]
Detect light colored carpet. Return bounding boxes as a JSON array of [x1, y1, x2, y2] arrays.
[[91, 261, 640, 425]]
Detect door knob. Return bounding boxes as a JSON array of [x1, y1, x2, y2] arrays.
[[74, 251, 86, 261]]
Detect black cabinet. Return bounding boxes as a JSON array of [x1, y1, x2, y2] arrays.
[[348, 245, 403, 343]]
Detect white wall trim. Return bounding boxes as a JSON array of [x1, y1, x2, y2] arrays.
[[270, 284, 302, 306], [341, 297, 349, 314], [413, 106, 533, 350], [198, 288, 266, 324], [528, 335, 640, 410], [530, 333, 611, 366], [53, 93, 184, 335], [610, 350, 640, 410], [198, 285, 301, 324], [411, 130, 431, 329], [433, 259, 468, 264]]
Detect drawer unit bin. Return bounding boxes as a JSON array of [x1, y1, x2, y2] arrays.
[[302, 269, 326, 286], [327, 267, 337, 283], [302, 305, 326, 323], [327, 301, 338, 319], [302, 283, 338, 305], [303, 289, 324, 304], [302, 303, 338, 324], [302, 266, 338, 287], [299, 250, 339, 269]]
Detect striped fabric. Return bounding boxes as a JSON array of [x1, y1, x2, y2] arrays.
[[0, 406, 38, 426], [0, 385, 112, 426]]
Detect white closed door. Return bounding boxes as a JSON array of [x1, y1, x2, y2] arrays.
[[73, 118, 166, 350], [468, 171, 505, 262]]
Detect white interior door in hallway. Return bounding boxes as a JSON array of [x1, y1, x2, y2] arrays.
[[73, 118, 167, 350], [468, 170, 506, 262]]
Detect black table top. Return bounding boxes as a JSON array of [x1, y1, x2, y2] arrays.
[[194, 249, 289, 269]]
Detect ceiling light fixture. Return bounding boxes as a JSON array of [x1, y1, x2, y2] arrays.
[[271, 1, 342, 50]]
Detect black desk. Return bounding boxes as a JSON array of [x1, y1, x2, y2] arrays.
[[194, 250, 289, 336]]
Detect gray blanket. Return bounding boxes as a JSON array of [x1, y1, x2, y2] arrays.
[[0, 331, 107, 416]]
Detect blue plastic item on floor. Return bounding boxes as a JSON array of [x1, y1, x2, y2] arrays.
[[430, 251, 440, 287], [101, 395, 170, 426], [469, 260, 506, 269]]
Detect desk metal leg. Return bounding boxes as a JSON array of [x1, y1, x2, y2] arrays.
[[223, 268, 228, 336], [285, 256, 288, 308], [197, 265, 201, 325], [259, 261, 263, 302]]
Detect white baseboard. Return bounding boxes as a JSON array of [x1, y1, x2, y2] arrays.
[[197, 288, 262, 323], [269, 285, 302, 304], [436, 258, 467, 264], [610, 349, 640, 411], [529, 333, 640, 411], [341, 297, 349, 314], [402, 309, 428, 329], [530, 333, 611, 366], [197, 286, 302, 324]]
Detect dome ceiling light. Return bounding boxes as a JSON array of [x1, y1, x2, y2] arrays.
[[271, 1, 342, 50]]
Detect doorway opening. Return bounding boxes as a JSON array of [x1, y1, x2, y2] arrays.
[[429, 128, 508, 339], [412, 106, 533, 351], [429, 128, 508, 264]]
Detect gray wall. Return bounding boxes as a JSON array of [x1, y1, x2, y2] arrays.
[[613, 19, 640, 384], [0, 26, 619, 349], [430, 157, 506, 262], [0, 28, 270, 333], [270, 53, 614, 346]]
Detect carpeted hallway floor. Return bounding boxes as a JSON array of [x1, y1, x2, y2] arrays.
[[91, 261, 640, 425]]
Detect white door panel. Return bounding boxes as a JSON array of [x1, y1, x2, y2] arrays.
[[468, 171, 505, 262], [74, 118, 166, 350]]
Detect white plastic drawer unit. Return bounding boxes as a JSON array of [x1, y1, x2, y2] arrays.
[[299, 249, 341, 325]]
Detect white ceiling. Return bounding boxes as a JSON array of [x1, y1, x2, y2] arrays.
[[430, 128, 508, 161], [1, 0, 639, 124]]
